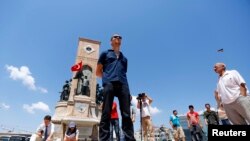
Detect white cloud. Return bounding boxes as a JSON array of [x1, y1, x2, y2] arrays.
[[131, 95, 161, 116], [23, 102, 50, 114], [0, 103, 10, 110], [198, 110, 204, 115], [5, 65, 48, 93], [149, 106, 161, 115], [38, 87, 48, 93]]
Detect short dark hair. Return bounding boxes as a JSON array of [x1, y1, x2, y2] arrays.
[[205, 103, 210, 107], [44, 115, 51, 121], [188, 105, 194, 109], [173, 110, 177, 113], [38, 129, 44, 134]]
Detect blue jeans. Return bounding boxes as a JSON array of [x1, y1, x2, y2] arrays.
[[190, 125, 203, 141], [110, 119, 120, 141], [221, 119, 231, 125]]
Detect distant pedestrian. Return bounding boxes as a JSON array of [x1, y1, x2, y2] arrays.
[[110, 101, 120, 141], [169, 110, 186, 141], [203, 103, 219, 126], [214, 62, 250, 124], [159, 126, 167, 141], [187, 105, 203, 141], [217, 103, 231, 125]]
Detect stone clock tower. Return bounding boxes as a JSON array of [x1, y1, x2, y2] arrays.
[[52, 38, 102, 141]]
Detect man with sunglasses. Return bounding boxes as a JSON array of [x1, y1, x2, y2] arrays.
[[96, 34, 136, 141]]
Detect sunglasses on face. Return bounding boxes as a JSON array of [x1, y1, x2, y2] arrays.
[[113, 36, 122, 40]]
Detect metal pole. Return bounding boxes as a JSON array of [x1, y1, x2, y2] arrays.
[[139, 99, 143, 141]]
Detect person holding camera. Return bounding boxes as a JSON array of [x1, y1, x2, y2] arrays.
[[169, 110, 186, 141], [137, 93, 154, 141], [96, 34, 136, 141]]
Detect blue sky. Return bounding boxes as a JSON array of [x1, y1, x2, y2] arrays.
[[0, 0, 250, 133]]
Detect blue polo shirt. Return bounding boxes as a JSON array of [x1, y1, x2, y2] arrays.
[[170, 115, 181, 127], [98, 49, 128, 86]]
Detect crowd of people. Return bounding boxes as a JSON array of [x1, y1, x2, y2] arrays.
[[168, 62, 250, 141], [96, 34, 250, 141], [32, 34, 249, 141]]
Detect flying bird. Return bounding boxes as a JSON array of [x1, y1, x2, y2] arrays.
[[217, 48, 224, 52]]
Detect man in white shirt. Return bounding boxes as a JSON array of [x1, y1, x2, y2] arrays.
[[214, 62, 250, 124], [36, 115, 55, 141], [137, 93, 154, 141]]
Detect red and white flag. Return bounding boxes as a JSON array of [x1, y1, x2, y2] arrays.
[[71, 61, 83, 71]]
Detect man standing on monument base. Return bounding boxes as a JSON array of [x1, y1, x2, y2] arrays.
[[96, 33, 136, 141]]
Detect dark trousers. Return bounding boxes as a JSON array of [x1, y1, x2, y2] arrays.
[[99, 82, 135, 141], [221, 119, 231, 125], [190, 124, 203, 141], [110, 119, 120, 141]]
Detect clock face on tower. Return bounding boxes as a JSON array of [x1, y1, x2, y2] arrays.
[[84, 45, 95, 54], [75, 102, 87, 113]]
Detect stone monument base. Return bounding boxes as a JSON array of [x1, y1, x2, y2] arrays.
[[53, 117, 99, 141], [52, 99, 102, 141]]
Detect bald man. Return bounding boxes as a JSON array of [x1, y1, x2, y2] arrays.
[[214, 62, 250, 125]]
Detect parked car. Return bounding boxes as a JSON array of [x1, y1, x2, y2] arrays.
[[25, 137, 30, 141], [9, 136, 26, 141], [0, 136, 11, 141]]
